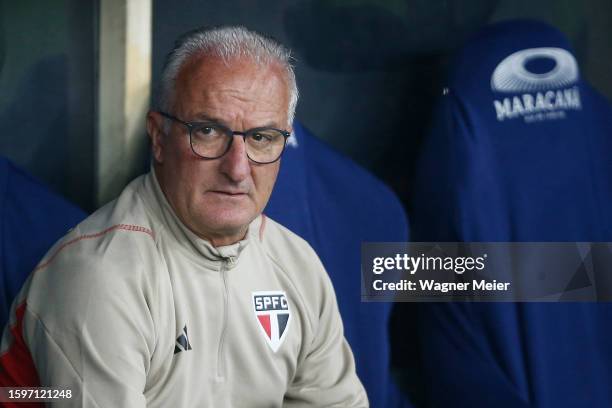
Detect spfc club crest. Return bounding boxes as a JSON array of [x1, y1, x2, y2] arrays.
[[252, 291, 291, 352]]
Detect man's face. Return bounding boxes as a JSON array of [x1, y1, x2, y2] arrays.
[[147, 55, 291, 246]]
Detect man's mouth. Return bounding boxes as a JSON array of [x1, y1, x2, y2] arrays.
[[209, 190, 248, 196]]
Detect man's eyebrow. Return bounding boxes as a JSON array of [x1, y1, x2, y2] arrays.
[[190, 113, 283, 129], [190, 112, 224, 123], [257, 121, 282, 129]]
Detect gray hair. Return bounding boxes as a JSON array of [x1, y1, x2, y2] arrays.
[[156, 26, 298, 126]]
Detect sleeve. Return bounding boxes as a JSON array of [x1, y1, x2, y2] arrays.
[[284, 255, 369, 408], [10, 231, 157, 407]]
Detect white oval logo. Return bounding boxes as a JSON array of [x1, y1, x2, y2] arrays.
[[491, 47, 578, 93]]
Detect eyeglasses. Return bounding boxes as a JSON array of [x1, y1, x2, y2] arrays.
[[157, 111, 291, 164]]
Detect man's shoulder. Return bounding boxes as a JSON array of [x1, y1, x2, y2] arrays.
[[26, 175, 160, 296], [257, 215, 331, 294], [55, 175, 157, 261], [258, 215, 318, 264]]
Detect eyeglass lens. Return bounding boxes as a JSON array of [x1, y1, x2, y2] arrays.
[[190, 123, 286, 163]]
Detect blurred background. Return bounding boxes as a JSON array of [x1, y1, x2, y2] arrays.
[[1, 0, 610, 212]]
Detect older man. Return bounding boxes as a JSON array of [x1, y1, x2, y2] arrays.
[[0, 26, 368, 407]]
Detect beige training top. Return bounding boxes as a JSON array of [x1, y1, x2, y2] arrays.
[[0, 170, 368, 407]]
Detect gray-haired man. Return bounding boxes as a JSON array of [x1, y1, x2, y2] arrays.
[[0, 26, 368, 407]]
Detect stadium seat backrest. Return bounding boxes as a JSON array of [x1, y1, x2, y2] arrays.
[[266, 122, 410, 407], [414, 20, 612, 242], [0, 157, 86, 330], [406, 19, 612, 407]]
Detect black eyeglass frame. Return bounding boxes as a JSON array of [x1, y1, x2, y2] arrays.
[[157, 111, 291, 164]]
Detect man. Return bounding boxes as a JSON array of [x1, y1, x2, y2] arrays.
[[0, 26, 368, 407]]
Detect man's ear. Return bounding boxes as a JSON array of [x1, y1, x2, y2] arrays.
[[147, 111, 165, 164]]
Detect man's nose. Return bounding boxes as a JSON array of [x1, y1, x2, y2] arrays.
[[219, 136, 250, 182]]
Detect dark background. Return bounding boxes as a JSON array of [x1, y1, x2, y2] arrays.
[[1, 0, 611, 211]]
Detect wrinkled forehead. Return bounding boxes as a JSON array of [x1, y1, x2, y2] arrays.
[[173, 54, 291, 126]]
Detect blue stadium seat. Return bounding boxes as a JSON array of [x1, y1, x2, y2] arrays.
[[400, 20, 612, 407], [266, 122, 411, 407], [0, 156, 86, 330]]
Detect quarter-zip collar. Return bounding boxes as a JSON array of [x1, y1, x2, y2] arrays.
[[140, 169, 261, 270]]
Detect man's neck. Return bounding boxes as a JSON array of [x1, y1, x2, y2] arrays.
[[204, 227, 249, 247]]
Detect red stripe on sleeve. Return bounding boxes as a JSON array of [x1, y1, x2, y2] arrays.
[[0, 302, 43, 407]]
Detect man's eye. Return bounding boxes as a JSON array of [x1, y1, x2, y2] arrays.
[[251, 132, 270, 142], [194, 126, 220, 139]]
